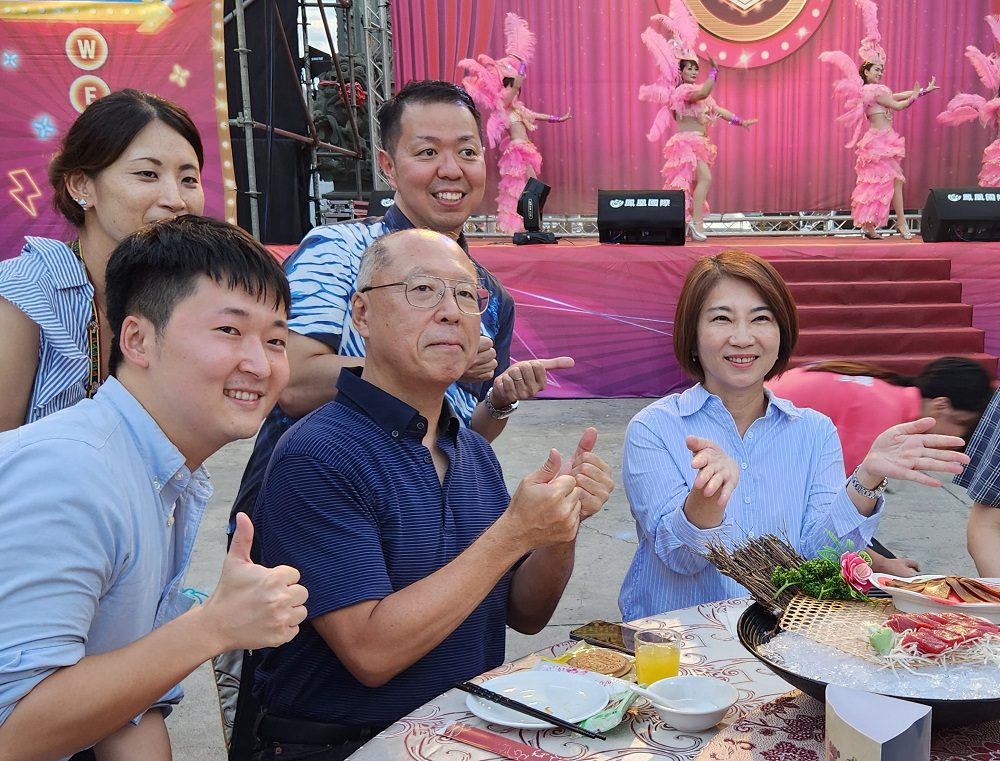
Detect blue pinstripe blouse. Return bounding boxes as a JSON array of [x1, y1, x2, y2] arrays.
[[0, 237, 92, 425], [619, 384, 883, 620]]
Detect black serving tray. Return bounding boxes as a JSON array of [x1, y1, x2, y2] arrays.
[[736, 601, 1000, 728]]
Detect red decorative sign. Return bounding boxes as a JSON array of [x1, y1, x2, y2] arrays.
[[685, 0, 835, 68]]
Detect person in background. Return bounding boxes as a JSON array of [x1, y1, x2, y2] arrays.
[[955, 387, 1000, 577], [937, 14, 1000, 188], [0, 89, 205, 431], [639, 0, 756, 241], [768, 358, 992, 577], [459, 12, 571, 234], [820, 0, 937, 240], [618, 250, 970, 619], [0, 216, 306, 761]]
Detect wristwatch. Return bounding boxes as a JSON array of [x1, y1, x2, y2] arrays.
[[850, 466, 888, 500], [485, 388, 519, 420]]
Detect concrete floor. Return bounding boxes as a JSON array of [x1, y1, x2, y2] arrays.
[[166, 398, 978, 760]]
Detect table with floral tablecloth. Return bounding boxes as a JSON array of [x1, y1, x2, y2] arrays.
[[347, 596, 1000, 760]]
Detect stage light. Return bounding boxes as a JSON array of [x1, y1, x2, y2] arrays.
[[513, 178, 557, 244]]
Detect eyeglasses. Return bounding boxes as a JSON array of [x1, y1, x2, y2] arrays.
[[359, 275, 490, 315]]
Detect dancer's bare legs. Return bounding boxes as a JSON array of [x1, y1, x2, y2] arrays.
[[691, 160, 712, 237], [892, 178, 912, 238]]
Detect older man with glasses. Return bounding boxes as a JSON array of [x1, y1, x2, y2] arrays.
[[247, 229, 614, 760]]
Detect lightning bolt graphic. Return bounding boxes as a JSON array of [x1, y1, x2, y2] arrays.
[[8, 169, 42, 218]]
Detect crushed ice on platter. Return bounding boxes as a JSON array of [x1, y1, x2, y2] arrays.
[[758, 631, 1000, 701]]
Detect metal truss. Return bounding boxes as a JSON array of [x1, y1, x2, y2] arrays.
[[361, 0, 393, 188], [463, 212, 923, 239]]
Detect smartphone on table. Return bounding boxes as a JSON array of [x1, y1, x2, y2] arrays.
[[568, 620, 639, 655]]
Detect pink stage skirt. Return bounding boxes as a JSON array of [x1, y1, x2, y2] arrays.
[[496, 138, 543, 234], [851, 126, 905, 228], [980, 138, 1000, 188], [660, 131, 717, 223]]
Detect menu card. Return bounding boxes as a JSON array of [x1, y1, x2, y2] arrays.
[[825, 684, 930, 761]]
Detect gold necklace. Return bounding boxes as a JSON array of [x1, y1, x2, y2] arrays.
[[69, 239, 102, 398]]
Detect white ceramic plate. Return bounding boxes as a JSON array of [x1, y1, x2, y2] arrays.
[[871, 574, 1000, 623], [465, 671, 609, 729]]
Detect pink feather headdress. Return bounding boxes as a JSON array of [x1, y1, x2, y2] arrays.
[[856, 0, 886, 66], [654, 0, 700, 63], [496, 12, 536, 79]]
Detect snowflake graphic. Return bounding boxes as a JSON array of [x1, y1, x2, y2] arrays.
[[2, 51, 18, 70], [31, 115, 57, 140], [169, 64, 190, 87]]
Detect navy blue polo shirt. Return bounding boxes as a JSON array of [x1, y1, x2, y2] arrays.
[[252, 368, 512, 725]]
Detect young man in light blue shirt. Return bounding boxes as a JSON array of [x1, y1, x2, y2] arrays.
[[0, 216, 308, 761]]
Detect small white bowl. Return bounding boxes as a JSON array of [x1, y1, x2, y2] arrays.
[[645, 675, 739, 732]]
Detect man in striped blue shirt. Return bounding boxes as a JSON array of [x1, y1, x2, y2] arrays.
[[249, 229, 613, 760]]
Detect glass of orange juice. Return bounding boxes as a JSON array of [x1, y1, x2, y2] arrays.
[[635, 629, 680, 686]]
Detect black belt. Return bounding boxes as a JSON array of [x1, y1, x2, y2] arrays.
[[255, 711, 391, 746]]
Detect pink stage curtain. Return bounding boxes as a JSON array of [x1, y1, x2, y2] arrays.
[[391, 0, 1000, 216]]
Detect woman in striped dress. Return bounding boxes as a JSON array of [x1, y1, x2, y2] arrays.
[[618, 251, 971, 618], [0, 90, 204, 430]]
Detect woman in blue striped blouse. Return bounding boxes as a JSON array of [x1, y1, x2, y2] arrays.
[[0, 90, 205, 430], [618, 250, 971, 619]]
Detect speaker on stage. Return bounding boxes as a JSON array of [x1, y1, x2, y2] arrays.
[[597, 190, 685, 245], [921, 187, 1000, 242]]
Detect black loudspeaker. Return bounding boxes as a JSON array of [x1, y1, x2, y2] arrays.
[[921, 187, 1000, 242], [367, 190, 396, 214], [597, 189, 685, 245]]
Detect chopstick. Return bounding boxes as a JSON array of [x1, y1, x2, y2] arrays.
[[454, 680, 608, 741]]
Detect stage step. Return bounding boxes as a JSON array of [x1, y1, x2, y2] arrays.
[[791, 353, 999, 378], [773, 254, 996, 379], [789, 280, 962, 305], [797, 303, 973, 329], [797, 327, 985, 356], [771, 258, 951, 283]]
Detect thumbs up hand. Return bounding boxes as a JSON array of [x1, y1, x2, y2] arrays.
[[202, 513, 309, 651]]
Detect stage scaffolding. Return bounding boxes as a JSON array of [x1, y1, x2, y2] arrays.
[[226, 0, 392, 238], [226, 6, 919, 242], [463, 212, 924, 239]]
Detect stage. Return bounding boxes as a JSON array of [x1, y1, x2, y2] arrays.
[[272, 235, 1000, 399], [450, 236, 1000, 398]]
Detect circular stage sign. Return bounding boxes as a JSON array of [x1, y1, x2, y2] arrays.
[[684, 0, 834, 69]]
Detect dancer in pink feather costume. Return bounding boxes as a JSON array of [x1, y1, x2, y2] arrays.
[[820, 0, 937, 240], [938, 15, 1000, 188], [639, 0, 756, 241], [459, 13, 570, 234]]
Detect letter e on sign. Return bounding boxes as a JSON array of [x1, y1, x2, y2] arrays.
[[69, 75, 112, 113]]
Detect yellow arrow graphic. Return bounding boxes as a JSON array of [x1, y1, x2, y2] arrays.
[[0, 1, 175, 34]]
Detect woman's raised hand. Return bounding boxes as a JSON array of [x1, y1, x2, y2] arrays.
[[858, 417, 969, 489], [685, 435, 740, 507]]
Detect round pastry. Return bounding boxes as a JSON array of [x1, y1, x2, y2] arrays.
[[569, 648, 631, 677]]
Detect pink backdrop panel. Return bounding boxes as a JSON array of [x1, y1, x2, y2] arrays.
[[471, 242, 1000, 399], [392, 0, 1000, 216], [0, 0, 232, 260]]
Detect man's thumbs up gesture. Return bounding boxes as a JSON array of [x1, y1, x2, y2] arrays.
[[202, 513, 309, 651]]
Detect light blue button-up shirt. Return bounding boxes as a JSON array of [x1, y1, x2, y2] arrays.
[[0, 377, 212, 735], [619, 384, 882, 620]]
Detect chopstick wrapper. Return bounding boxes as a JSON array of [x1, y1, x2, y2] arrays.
[[442, 722, 569, 761]]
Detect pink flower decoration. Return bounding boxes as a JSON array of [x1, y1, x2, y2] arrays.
[[840, 551, 873, 593]]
